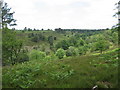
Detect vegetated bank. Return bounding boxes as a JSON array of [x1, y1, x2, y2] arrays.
[[2, 27, 118, 88]]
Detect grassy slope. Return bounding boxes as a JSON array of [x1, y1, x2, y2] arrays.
[[15, 31, 72, 53], [2, 48, 118, 88], [15, 30, 71, 46]]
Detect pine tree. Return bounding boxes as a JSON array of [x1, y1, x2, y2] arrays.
[[2, 2, 17, 28]]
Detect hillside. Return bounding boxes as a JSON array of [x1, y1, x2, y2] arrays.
[[2, 48, 118, 88], [1, 1, 119, 89], [2, 28, 119, 88]]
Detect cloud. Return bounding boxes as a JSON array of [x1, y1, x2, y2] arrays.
[[4, 0, 118, 29]]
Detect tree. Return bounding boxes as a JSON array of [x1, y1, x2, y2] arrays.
[[55, 48, 65, 59], [55, 40, 70, 50], [48, 36, 54, 46], [68, 37, 78, 46], [95, 40, 109, 54], [0, 1, 3, 29], [2, 2, 17, 28], [24, 27, 27, 31], [2, 2, 28, 65], [61, 40, 69, 50], [2, 28, 28, 65]]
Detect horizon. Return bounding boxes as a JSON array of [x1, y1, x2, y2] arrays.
[[15, 27, 108, 31]]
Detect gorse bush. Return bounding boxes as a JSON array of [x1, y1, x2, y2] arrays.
[[55, 48, 65, 59], [29, 50, 46, 60]]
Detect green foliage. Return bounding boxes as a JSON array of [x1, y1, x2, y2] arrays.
[[66, 46, 78, 57], [48, 36, 54, 46], [3, 62, 42, 88], [55, 48, 65, 59], [2, 28, 24, 65], [61, 40, 69, 50], [28, 33, 34, 38], [68, 37, 78, 46], [3, 48, 118, 88], [79, 38, 85, 46], [31, 33, 46, 42], [17, 52, 29, 63], [50, 68, 74, 81], [2, 2, 119, 88], [111, 32, 118, 44], [95, 40, 109, 53], [31, 35, 39, 42], [29, 50, 46, 60], [77, 46, 87, 55], [56, 40, 69, 50]]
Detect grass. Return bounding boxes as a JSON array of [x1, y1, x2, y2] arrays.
[[2, 48, 118, 88]]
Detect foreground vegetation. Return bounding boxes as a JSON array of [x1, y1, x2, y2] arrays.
[[2, 26, 118, 88], [3, 48, 119, 88]]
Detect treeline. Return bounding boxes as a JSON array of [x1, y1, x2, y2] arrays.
[[20, 27, 52, 31], [55, 28, 107, 32]]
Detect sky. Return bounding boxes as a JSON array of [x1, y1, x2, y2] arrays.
[[3, 0, 119, 30]]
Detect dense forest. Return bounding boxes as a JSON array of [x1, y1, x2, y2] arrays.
[[1, 1, 120, 89]]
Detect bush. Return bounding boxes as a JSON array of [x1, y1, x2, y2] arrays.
[[29, 50, 46, 60], [56, 40, 69, 50], [68, 37, 78, 46], [77, 46, 87, 55], [66, 46, 78, 57], [56, 48, 65, 59], [31, 36, 39, 42], [17, 53, 29, 63]]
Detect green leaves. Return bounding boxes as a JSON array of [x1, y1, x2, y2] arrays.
[[50, 64, 74, 81], [2, 28, 25, 65], [66, 46, 78, 57], [29, 50, 46, 60], [95, 39, 109, 54], [56, 48, 65, 59]]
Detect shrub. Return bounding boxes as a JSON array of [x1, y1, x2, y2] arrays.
[[68, 37, 78, 46], [61, 40, 69, 50], [29, 50, 46, 60], [17, 52, 29, 63], [54, 37, 57, 40], [56, 48, 65, 59], [66, 46, 78, 57], [56, 40, 69, 50], [31, 36, 39, 42], [77, 46, 87, 55]]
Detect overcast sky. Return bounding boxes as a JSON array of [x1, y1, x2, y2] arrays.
[[4, 0, 118, 30]]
